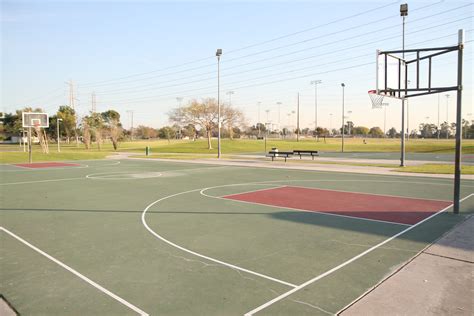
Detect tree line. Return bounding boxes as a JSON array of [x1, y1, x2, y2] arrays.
[[2, 99, 473, 152]]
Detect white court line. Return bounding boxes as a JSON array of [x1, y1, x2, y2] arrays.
[[0, 177, 85, 186], [0, 160, 119, 173], [85, 165, 229, 180], [0, 164, 90, 172], [201, 185, 411, 227], [243, 193, 474, 316], [141, 188, 298, 288], [0, 226, 148, 316]]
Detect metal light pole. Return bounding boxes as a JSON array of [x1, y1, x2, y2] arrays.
[[57, 118, 62, 152], [437, 94, 441, 139], [341, 83, 345, 152], [445, 94, 450, 139], [400, 3, 408, 167], [127, 110, 134, 141], [176, 97, 183, 139], [216, 49, 222, 158], [406, 98, 410, 140], [311, 80, 322, 133], [257, 102, 261, 137], [277, 102, 282, 132], [329, 113, 333, 134], [296, 94, 300, 142]]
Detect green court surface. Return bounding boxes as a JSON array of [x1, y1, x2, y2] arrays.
[[1, 159, 473, 315]]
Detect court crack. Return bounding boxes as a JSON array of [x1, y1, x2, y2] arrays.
[[290, 299, 334, 315]]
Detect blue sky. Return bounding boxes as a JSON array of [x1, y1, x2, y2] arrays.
[[2, 0, 472, 132]]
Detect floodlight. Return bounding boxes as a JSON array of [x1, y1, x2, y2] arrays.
[[400, 3, 408, 16]]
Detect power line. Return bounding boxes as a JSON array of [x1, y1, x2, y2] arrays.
[[83, 9, 472, 99], [87, 16, 474, 101]]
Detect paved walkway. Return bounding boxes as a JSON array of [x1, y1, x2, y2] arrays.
[[114, 152, 474, 180], [340, 215, 474, 315]]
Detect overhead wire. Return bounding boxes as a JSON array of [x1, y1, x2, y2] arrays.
[[92, 17, 473, 104]]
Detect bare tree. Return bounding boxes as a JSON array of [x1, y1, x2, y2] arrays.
[[169, 98, 245, 149], [169, 98, 218, 149], [223, 105, 245, 140]]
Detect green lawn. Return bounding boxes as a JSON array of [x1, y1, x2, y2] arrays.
[[0, 145, 111, 163], [394, 164, 474, 175], [1, 138, 473, 165], [116, 138, 474, 154]]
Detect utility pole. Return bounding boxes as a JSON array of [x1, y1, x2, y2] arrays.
[[311, 80, 322, 133], [66, 80, 76, 110], [296, 93, 300, 142], [226, 91, 234, 106], [65, 79, 79, 146], [127, 110, 134, 140], [91, 92, 96, 113]]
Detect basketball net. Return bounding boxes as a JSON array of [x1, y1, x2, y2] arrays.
[[368, 90, 385, 109]]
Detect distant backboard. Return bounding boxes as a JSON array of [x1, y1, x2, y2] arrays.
[[376, 50, 406, 99], [22, 112, 49, 128]]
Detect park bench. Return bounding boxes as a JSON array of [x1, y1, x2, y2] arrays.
[[266, 151, 294, 162], [293, 150, 319, 160]]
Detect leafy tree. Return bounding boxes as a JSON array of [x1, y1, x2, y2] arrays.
[[135, 125, 158, 139], [57, 106, 77, 144], [439, 122, 452, 139], [158, 126, 176, 142], [419, 123, 437, 138], [352, 126, 369, 136], [85, 112, 105, 150], [101, 110, 122, 150], [369, 126, 384, 138], [387, 127, 398, 138]]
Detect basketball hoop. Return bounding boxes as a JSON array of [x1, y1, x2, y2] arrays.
[[368, 90, 385, 109]]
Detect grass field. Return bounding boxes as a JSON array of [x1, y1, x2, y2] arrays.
[[1, 138, 473, 175], [1, 159, 473, 315], [2, 138, 473, 162], [115, 138, 474, 154]]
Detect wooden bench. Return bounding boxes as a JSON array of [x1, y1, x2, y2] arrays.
[[293, 150, 319, 160], [266, 151, 294, 162]]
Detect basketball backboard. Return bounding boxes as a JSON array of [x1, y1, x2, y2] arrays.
[[376, 50, 406, 99], [22, 112, 49, 128]]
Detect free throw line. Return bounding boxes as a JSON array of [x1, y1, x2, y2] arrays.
[[0, 227, 148, 316], [244, 193, 474, 315]]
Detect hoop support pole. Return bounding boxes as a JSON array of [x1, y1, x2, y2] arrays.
[[453, 29, 464, 214]]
